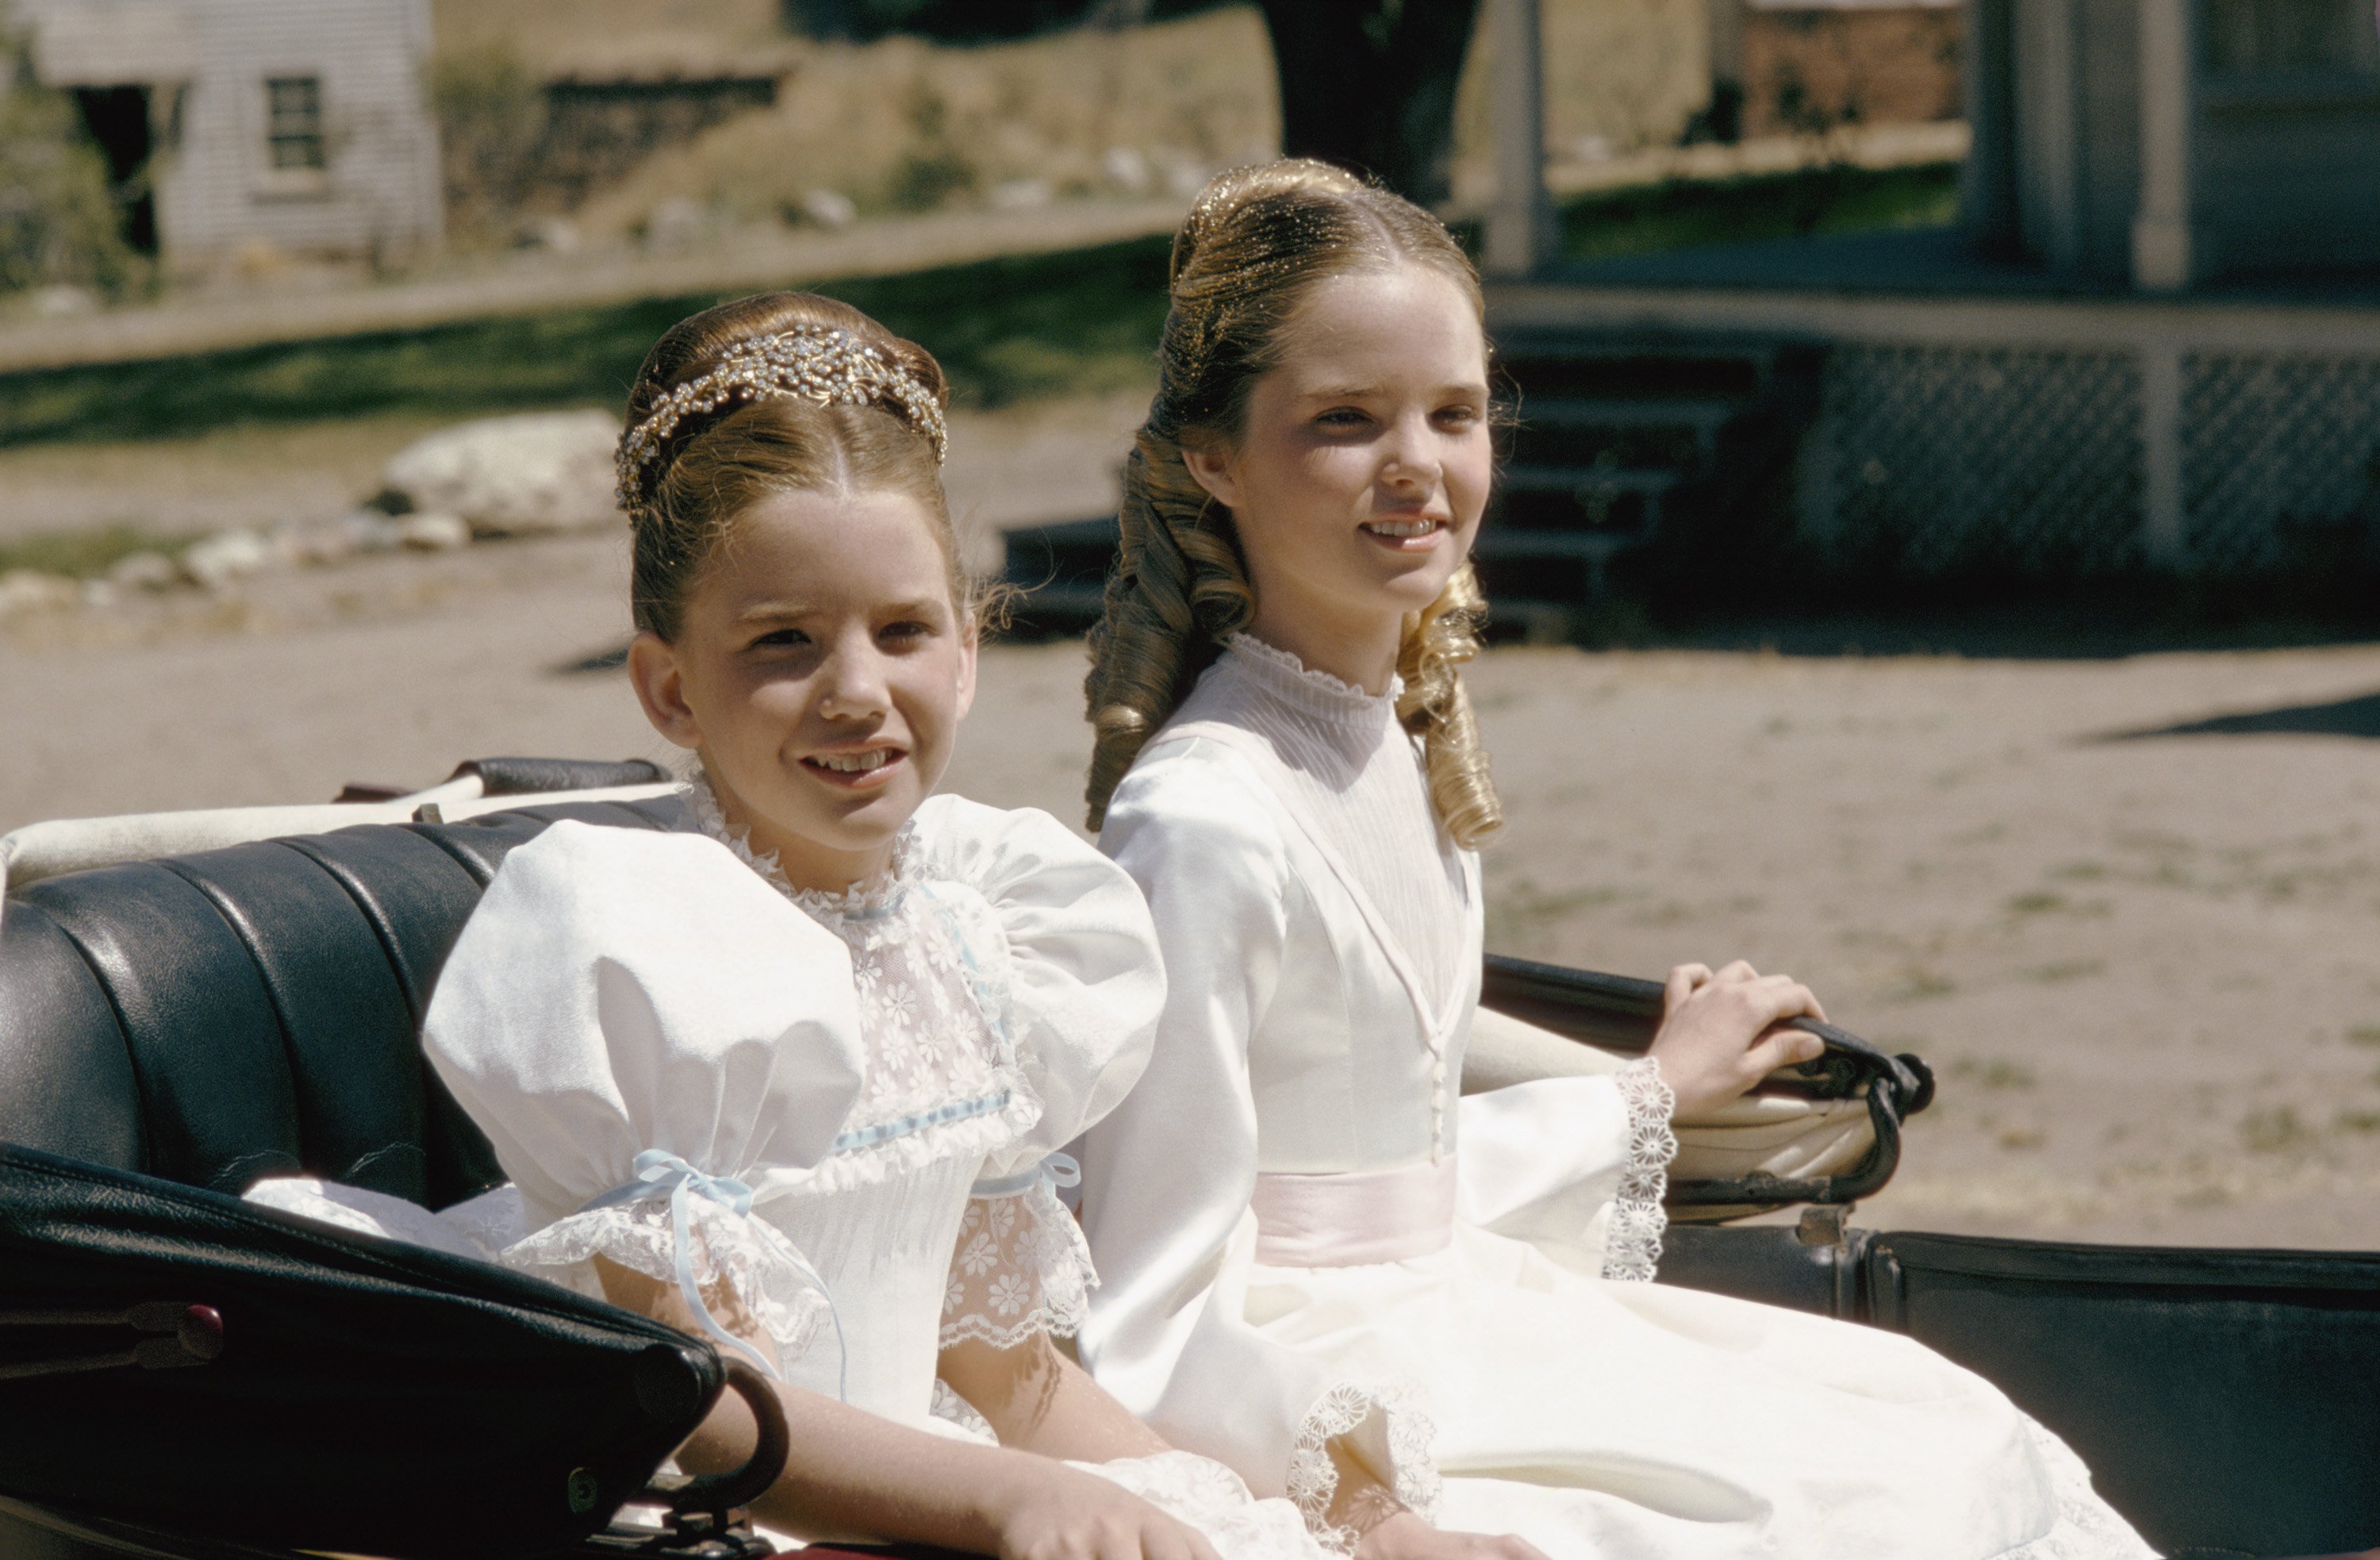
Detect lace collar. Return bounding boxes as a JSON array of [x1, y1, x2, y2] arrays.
[[682, 770, 920, 926], [1221, 632, 1403, 730]]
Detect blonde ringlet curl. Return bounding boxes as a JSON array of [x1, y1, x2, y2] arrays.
[[1082, 159, 1503, 847]]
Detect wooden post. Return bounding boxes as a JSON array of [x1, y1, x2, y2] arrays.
[[1484, 0, 1552, 279], [2132, 0, 2198, 290]]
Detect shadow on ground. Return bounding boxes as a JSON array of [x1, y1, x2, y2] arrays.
[[2104, 690, 2380, 741]]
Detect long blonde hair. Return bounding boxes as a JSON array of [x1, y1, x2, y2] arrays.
[[1081, 159, 1503, 846]]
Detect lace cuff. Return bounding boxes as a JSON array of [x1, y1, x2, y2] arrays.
[[1604, 1055, 1679, 1283], [501, 1197, 831, 1370], [1282, 1381, 1440, 1554], [939, 1177, 1096, 1349]]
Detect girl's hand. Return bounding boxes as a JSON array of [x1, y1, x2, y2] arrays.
[[986, 1461, 1223, 1560], [1649, 959, 1828, 1120], [1355, 1512, 1549, 1560]]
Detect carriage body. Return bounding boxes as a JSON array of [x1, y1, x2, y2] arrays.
[[1, 774, 2375, 1560]]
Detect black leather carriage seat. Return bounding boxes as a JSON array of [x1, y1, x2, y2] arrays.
[[0, 797, 685, 1208]]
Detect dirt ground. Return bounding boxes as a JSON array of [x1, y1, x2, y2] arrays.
[[7, 504, 2380, 1256]]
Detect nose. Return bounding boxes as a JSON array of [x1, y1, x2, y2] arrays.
[[816, 629, 892, 720], [1379, 410, 1441, 492]]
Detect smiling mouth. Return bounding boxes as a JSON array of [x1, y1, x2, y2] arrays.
[[1361, 517, 1447, 548], [801, 747, 906, 789]]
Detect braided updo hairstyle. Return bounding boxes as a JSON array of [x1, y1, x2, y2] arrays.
[[1081, 159, 1503, 845], [619, 291, 960, 642]]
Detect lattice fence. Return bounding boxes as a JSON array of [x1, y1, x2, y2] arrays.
[[1804, 345, 2146, 578], [2182, 352, 2380, 572]]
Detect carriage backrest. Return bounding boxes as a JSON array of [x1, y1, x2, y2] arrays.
[[0, 797, 684, 1208]]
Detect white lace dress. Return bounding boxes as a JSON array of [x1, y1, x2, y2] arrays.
[[1076, 635, 2157, 1558], [247, 786, 1326, 1560]]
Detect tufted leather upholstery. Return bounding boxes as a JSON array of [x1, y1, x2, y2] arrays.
[[0, 797, 683, 1206]]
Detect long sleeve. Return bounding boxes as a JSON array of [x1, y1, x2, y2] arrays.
[[1079, 749, 1434, 1532]]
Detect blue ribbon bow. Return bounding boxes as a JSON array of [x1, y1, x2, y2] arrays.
[[967, 1151, 1081, 1201], [581, 1149, 846, 1397]]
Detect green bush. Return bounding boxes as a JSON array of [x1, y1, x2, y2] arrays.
[[0, 16, 141, 296]]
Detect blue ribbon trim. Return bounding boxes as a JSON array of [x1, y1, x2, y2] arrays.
[[580, 1148, 848, 1399], [969, 1151, 1081, 1201]]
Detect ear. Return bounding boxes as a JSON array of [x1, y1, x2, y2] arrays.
[[1179, 435, 1242, 511], [627, 631, 703, 750], [953, 610, 980, 724]]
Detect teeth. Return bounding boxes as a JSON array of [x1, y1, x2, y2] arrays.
[[1366, 519, 1438, 538], [815, 750, 892, 773]]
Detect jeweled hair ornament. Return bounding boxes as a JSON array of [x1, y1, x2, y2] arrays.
[[616, 325, 949, 511]]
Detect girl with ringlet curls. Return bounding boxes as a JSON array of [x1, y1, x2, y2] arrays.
[[1072, 163, 2154, 1559], [250, 293, 1334, 1560]]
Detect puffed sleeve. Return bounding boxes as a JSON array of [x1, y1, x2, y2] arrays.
[[422, 820, 868, 1370], [1078, 745, 1438, 1536], [908, 794, 1165, 1351]]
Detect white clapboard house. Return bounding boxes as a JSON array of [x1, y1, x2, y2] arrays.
[[19, 0, 442, 270]]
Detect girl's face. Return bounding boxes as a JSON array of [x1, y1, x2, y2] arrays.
[[628, 487, 976, 892], [1183, 262, 1492, 667]]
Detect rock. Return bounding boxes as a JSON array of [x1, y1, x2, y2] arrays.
[[0, 570, 79, 621], [524, 217, 581, 253], [394, 512, 472, 551], [179, 528, 274, 591], [1102, 145, 1151, 194], [79, 578, 117, 609], [800, 189, 857, 229], [379, 410, 622, 539], [108, 550, 178, 591], [990, 178, 1055, 211], [31, 284, 97, 319], [644, 196, 705, 251]]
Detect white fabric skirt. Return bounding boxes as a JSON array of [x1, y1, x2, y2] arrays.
[[1237, 1220, 2156, 1560]]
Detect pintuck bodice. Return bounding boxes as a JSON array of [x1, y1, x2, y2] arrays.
[[1138, 636, 1484, 1174]]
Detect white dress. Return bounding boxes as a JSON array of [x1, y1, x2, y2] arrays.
[[248, 783, 1327, 1560], [1075, 635, 2156, 1559]]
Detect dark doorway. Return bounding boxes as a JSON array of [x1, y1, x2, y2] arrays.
[[71, 86, 159, 255]]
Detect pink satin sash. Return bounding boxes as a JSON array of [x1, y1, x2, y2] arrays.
[[1250, 1157, 1457, 1268]]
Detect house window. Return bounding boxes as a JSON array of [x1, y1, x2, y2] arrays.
[[265, 76, 326, 171]]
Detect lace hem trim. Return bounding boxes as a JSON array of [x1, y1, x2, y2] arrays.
[[1603, 1056, 1679, 1284], [1282, 1380, 1440, 1554], [682, 769, 922, 925], [1223, 633, 1403, 724], [1993, 1418, 2160, 1559], [500, 1197, 829, 1366], [939, 1178, 1097, 1351]]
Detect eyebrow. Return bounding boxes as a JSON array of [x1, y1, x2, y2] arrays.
[[1299, 380, 1488, 402]]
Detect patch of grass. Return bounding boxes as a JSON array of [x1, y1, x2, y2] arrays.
[[1887, 966, 1956, 1001], [2240, 1105, 2310, 1154], [0, 236, 1173, 450], [1952, 1057, 2037, 1090], [2347, 1025, 2380, 1047], [0, 522, 186, 579], [2024, 959, 2106, 985], [2048, 861, 2107, 882], [2004, 891, 2067, 915], [2336, 1110, 2380, 1135], [1559, 161, 1962, 260]]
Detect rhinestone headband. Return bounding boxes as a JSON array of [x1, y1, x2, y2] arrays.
[[616, 326, 949, 511]]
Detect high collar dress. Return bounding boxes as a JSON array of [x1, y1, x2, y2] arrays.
[[247, 785, 1333, 1558], [1075, 636, 2155, 1558]]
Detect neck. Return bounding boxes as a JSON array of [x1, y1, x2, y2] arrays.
[[702, 763, 897, 893], [1243, 594, 1402, 697]]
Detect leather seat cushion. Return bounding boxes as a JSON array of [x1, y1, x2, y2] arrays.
[[0, 797, 682, 1207]]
